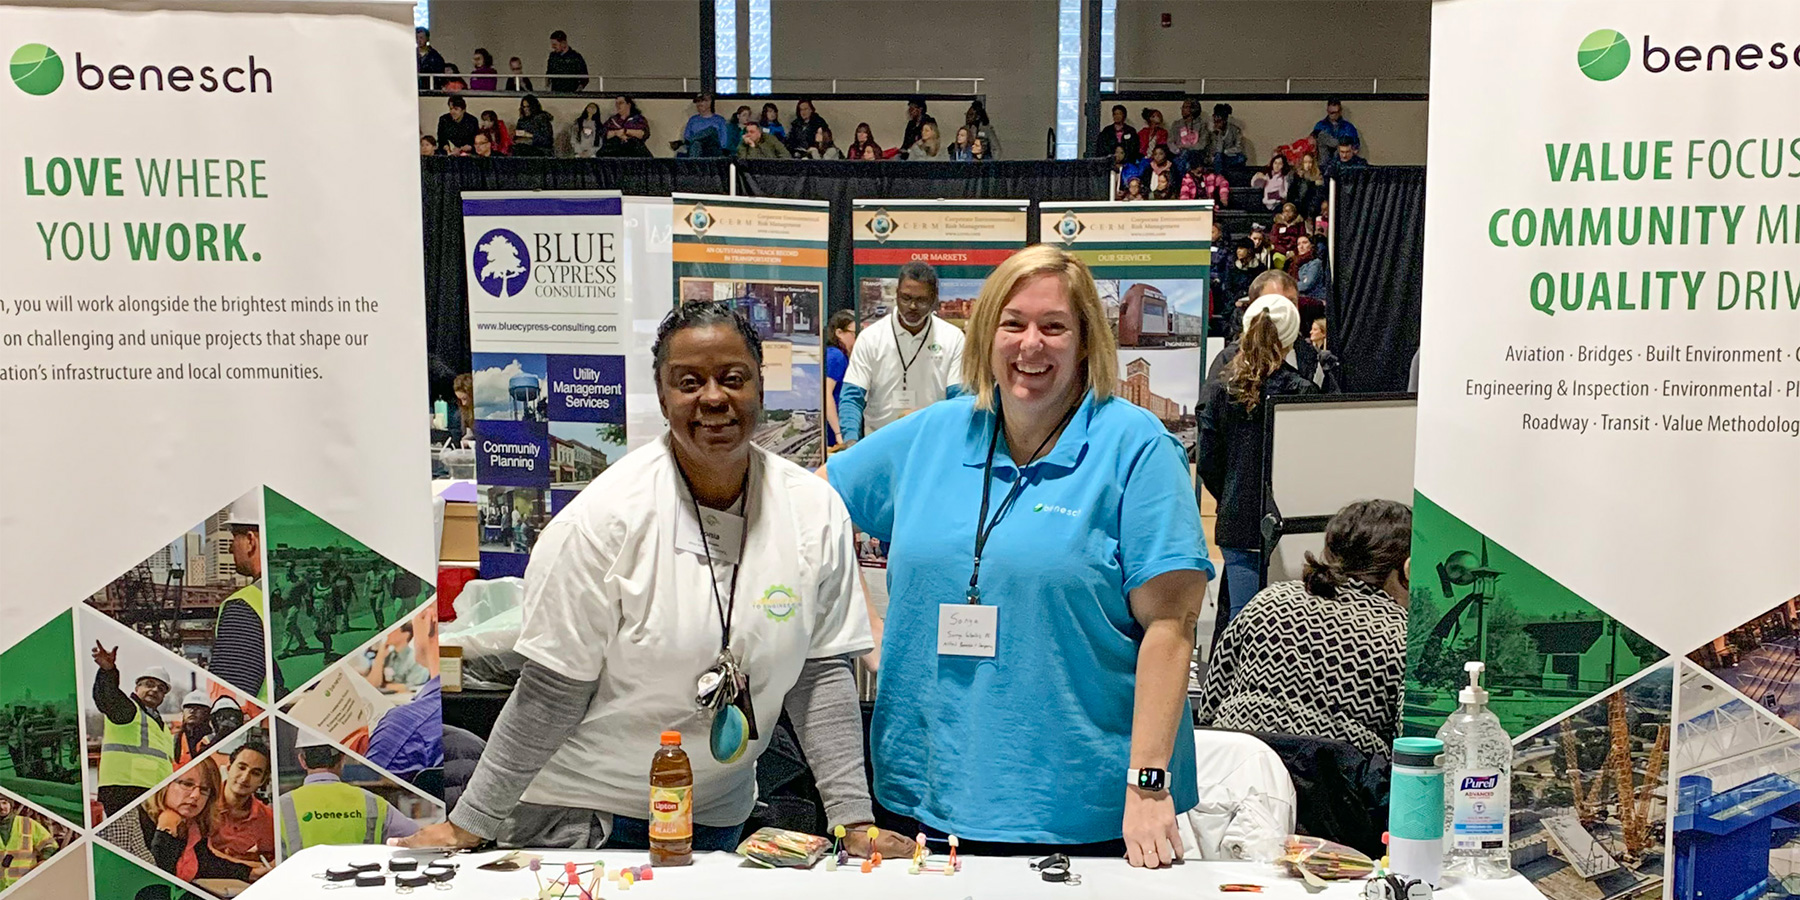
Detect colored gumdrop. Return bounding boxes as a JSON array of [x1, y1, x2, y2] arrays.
[[642, 866, 655, 881], [860, 860, 873, 874], [837, 849, 849, 867], [834, 825, 847, 839], [872, 852, 882, 866], [825, 857, 838, 872], [865, 826, 880, 842]]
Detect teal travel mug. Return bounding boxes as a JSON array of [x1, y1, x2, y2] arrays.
[[1389, 737, 1445, 886]]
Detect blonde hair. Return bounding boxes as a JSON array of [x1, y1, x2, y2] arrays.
[[960, 244, 1118, 411], [146, 759, 225, 837]]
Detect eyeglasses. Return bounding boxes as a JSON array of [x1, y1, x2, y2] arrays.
[[172, 778, 214, 796]]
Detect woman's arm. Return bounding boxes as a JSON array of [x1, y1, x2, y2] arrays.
[[824, 377, 841, 441], [1123, 568, 1208, 869]]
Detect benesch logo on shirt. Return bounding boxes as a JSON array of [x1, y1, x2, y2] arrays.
[[300, 810, 365, 822], [1033, 503, 1081, 518]]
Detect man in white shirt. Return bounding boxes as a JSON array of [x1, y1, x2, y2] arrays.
[[839, 261, 966, 443]]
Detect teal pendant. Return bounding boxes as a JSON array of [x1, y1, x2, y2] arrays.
[[710, 704, 750, 764]]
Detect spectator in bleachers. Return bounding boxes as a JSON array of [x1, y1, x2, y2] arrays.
[[1291, 233, 1327, 302], [1203, 103, 1246, 172], [728, 105, 754, 150], [469, 49, 497, 91], [948, 126, 975, 161], [1139, 108, 1168, 155], [1117, 176, 1146, 201], [1144, 144, 1177, 199], [757, 103, 788, 145], [847, 122, 881, 159], [436, 95, 479, 156], [1179, 160, 1229, 205], [420, 135, 437, 156], [737, 122, 788, 159], [1271, 202, 1306, 256], [1251, 154, 1291, 211], [1093, 104, 1138, 160], [1222, 237, 1265, 303], [415, 27, 445, 90], [789, 100, 829, 153], [473, 132, 496, 157], [908, 122, 943, 159], [1173, 97, 1206, 158], [572, 102, 604, 156], [601, 96, 651, 157], [479, 110, 512, 155], [1314, 199, 1330, 235], [1291, 153, 1324, 217], [1110, 146, 1143, 189], [1311, 99, 1360, 176], [674, 93, 729, 157], [545, 30, 589, 93], [440, 65, 466, 93], [1334, 139, 1369, 172], [807, 126, 845, 159], [965, 100, 1000, 158], [1248, 224, 1274, 269], [504, 57, 532, 93], [858, 144, 882, 160], [1309, 318, 1328, 354], [512, 95, 554, 157], [1210, 222, 1231, 314], [901, 97, 936, 154], [970, 135, 993, 161]]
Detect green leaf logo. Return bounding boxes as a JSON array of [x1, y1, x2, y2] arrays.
[[1033, 503, 1045, 512], [301, 811, 314, 822], [9, 44, 64, 96], [1577, 29, 1630, 82]]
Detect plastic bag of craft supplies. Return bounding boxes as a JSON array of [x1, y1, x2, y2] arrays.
[[1276, 835, 1376, 882], [735, 828, 831, 868]]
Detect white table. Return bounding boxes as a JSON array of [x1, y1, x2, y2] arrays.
[[249, 845, 1546, 900]]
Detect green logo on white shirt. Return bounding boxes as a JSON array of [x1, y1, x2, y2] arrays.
[[758, 585, 800, 622]]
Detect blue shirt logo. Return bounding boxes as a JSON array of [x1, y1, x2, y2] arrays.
[[472, 228, 530, 297]]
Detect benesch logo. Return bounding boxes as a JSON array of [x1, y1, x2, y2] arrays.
[[9, 45, 274, 95], [1577, 29, 1800, 81], [9, 44, 63, 95]]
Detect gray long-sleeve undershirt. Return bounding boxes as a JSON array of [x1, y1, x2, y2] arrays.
[[451, 656, 874, 839]]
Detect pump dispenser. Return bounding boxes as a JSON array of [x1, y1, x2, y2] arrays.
[[1437, 661, 1511, 879]]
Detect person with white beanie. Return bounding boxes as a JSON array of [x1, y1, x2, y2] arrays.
[[1197, 291, 1319, 624]]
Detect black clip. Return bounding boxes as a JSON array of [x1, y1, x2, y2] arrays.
[[1031, 854, 1081, 886]]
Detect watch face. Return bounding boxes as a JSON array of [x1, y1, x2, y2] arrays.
[[1137, 768, 1167, 791]]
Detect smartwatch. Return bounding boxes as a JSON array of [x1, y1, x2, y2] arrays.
[[1128, 767, 1168, 793]]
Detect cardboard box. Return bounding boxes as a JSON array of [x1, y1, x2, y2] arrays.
[[440, 501, 478, 564]]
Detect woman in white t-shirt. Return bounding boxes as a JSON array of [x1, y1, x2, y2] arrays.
[[398, 302, 913, 860]]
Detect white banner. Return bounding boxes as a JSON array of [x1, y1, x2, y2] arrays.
[[0, 3, 440, 897], [462, 192, 626, 578]]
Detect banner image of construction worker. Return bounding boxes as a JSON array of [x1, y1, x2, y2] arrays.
[[94, 718, 274, 899], [79, 610, 263, 830], [269, 719, 442, 862], [264, 489, 435, 703], [0, 791, 72, 897], [280, 605, 444, 784], [82, 491, 270, 704], [0, 613, 82, 828]]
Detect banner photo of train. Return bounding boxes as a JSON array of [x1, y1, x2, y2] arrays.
[[671, 196, 831, 471]]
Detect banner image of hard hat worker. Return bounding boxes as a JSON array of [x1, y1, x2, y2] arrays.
[[81, 489, 272, 703], [79, 607, 263, 829]]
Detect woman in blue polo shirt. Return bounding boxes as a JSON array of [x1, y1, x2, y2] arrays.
[[826, 244, 1213, 868]]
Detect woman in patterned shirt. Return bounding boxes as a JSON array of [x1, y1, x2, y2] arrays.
[[1197, 499, 1411, 759]]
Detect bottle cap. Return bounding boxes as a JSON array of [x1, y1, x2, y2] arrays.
[[1392, 737, 1444, 768], [661, 731, 681, 745], [1459, 661, 1489, 705]]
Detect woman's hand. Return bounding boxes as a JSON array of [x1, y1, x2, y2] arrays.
[[391, 821, 484, 850], [1121, 787, 1183, 868], [842, 825, 915, 861], [155, 808, 186, 835]]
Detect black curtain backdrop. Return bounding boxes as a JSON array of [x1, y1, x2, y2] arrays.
[[734, 159, 1112, 315], [421, 156, 731, 383], [1331, 166, 1426, 394]]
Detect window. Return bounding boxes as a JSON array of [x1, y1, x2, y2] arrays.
[[748, 0, 770, 94], [1100, 0, 1116, 92], [1055, 0, 1080, 159], [413, 0, 428, 29], [715, 0, 739, 94]]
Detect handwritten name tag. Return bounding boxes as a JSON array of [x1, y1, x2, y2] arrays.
[[937, 604, 998, 657]]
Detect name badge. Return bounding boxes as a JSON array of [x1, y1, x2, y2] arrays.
[[937, 604, 998, 657], [677, 506, 744, 564], [895, 382, 925, 414]]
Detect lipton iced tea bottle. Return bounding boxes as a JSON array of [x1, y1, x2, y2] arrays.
[[649, 731, 694, 866]]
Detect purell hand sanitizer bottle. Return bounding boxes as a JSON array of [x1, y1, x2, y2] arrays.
[[1438, 661, 1511, 879]]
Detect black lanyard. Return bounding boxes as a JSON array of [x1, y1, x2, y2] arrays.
[[968, 402, 1080, 604], [892, 315, 929, 388], [674, 456, 752, 655]]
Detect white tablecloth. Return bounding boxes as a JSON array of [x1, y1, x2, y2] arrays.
[[246, 845, 1546, 900]]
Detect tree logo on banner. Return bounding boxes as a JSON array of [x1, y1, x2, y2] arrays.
[[686, 203, 714, 238], [9, 44, 64, 96], [865, 209, 897, 243], [1054, 211, 1085, 245], [1577, 29, 1630, 82], [472, 228, 531, 297]]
